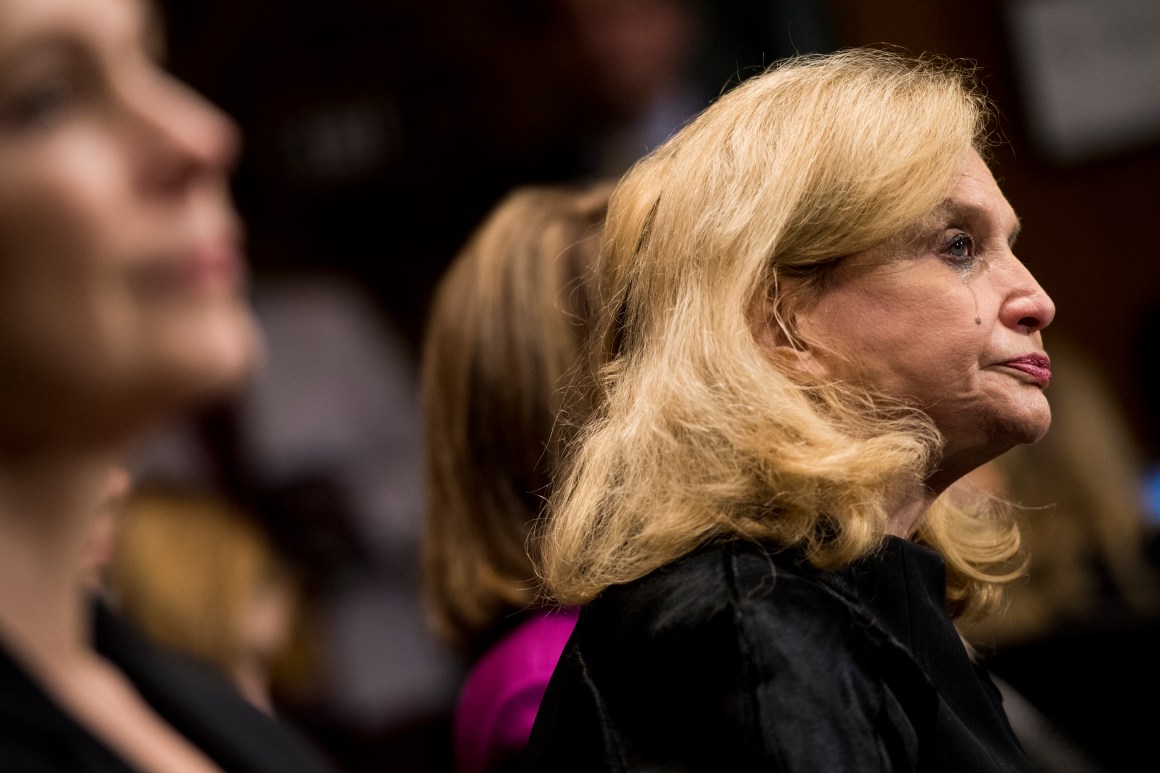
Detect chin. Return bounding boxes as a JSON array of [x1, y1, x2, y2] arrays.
[[1017, 394, 1053, 444], [146, 303, 264, 412], [184, 308, 263, 401], [938, 400, 1051, 481], [1022, 418, 1051, 445], [994, 403, 1052, 450]]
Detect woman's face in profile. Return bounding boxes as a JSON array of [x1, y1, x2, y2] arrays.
[[0, 0, 257, 431], [792, 151, 1056, 483]]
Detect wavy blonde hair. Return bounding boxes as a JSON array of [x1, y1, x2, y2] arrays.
[[539, 48, 1023, 621], [421, 181, 612, 653]]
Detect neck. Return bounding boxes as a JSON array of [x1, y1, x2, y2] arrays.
[[887, 442, 1003, 539], [0, 443, 124, 669], [884, 485, 939, 539]]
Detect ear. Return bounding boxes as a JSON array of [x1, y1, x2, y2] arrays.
[[750, 296, 830, 380], [771, 331, 830, 380]]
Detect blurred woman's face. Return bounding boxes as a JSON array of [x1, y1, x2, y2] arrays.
[[0, 0, 258, 443], [792, 151, 1056, 488]]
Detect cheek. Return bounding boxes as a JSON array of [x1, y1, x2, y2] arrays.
[[0, 240, 146, 411], [876, 318, 990, 405], [0, 230, 126, 367], [0, 133, 130, 251], [804, 292, 986, 405], [0, 186, 111, 307], [0, 142, 143, 336], [798, 286, 904, 365]]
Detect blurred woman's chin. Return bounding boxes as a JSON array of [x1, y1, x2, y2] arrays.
[[140, 303, 263, 414], [180, 308, 264, 401]]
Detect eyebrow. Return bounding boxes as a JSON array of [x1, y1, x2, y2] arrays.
[[930, 199, 1022, 246], [0, 37, 83, 91], [0, 0, 155, 75]]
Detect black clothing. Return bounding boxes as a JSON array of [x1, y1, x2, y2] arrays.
[[0, 602, 337, 773], [524, 537, 1032, 772]]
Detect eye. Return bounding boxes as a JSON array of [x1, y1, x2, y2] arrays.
[[943, 232, 976, 270], [4, 76, 77, 130]]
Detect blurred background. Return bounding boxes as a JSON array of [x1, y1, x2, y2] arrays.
[[129, 0, 1160, 770]]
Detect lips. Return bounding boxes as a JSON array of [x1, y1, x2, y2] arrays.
[[1001, 353, 1052, 385], [178, 239, 243, 291], [137, 230, 246, 297]]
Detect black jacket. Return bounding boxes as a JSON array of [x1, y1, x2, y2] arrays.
[[524, 537, 1032, 772], [0, 602, 337, 773]]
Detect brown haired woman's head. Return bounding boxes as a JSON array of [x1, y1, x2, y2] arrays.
[[421, 180, 611, 652]]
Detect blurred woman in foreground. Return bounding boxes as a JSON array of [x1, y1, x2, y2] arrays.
[[0, 0, 334, 769]]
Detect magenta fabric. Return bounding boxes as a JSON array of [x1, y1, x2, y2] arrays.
[[454, 607, 579, 773]]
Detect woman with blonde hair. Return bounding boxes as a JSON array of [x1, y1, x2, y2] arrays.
[[0, 0, 334, 769], [421, 181, 610, 772], [525, 48, 1053, 771]]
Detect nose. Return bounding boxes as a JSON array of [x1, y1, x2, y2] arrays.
[[127, 72, 241, 194], [999, 255, 1055, 334]]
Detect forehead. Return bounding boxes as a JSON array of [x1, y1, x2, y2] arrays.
[[884, 151, 1020, 257], [826, 151, 1020, 279], [938, 151, 1019, 235], [0, 0, 145, 58]]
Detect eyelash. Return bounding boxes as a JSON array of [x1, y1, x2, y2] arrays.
[[943, 232, 976, 270], [3, 76, 78, 131]]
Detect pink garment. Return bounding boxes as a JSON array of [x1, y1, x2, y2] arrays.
[[454, 607, 579, 773]]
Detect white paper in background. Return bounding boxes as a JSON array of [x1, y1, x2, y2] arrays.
[[1005, 0, 1160, 163]]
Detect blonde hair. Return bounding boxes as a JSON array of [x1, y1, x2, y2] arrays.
[[539, 48, 1021, 619], [421, 181, 612, 653], [108, 487, 308, 695]]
